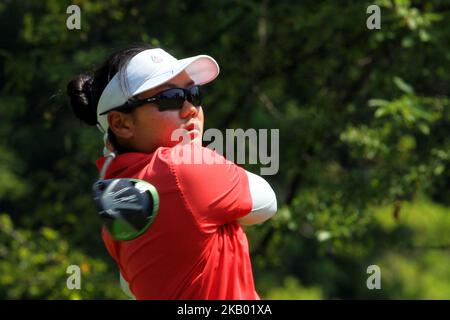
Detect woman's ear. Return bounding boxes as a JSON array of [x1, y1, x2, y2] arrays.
[[107, 112, 135, 139]]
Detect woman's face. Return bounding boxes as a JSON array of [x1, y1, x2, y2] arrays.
[[108, 70, 204, 154]]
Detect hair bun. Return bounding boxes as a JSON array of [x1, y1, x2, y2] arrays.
[[67, 74, 98, 126]]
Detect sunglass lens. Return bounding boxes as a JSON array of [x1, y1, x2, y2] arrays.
[[157, 89, 185, 111], [190, 86, 202, 106]]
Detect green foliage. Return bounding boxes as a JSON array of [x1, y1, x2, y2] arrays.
[[0, 0, 448, 299], [251, 199, 450, 299], [0, 214, 127, 299], [264, 276, 323, 300]]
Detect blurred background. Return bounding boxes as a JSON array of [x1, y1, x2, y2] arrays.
[[0, 0, 449, 299]]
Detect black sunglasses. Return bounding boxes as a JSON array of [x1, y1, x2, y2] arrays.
[[99, 86, 202, 115]]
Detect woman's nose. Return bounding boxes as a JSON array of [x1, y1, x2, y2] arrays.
[[180, 101, 199, 118]]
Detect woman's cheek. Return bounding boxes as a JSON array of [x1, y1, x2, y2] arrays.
[[163, 117, 183, 145]]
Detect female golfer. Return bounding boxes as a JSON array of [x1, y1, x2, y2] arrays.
[[67, 44, 277, 299]]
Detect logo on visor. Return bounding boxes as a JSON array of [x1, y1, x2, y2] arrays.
[[151, 55, 163, 63]]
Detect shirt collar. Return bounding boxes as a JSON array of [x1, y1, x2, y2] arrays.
[[95, 152, 151, 178]]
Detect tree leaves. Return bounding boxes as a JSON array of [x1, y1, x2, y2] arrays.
[[0, 0, 449, 299]]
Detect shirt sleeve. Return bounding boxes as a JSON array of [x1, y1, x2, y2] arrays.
[[171, 143, 252, 229], [237, 170, 277, 225]]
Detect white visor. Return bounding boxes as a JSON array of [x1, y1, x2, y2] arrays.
[[96, 48, 220, 132]]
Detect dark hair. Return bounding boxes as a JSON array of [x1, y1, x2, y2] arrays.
[[67, 43, 156, 154]]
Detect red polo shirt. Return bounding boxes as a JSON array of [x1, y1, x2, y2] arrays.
[[96, 142, 259, 300]]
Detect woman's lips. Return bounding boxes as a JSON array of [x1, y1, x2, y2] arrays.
[[189, 130, 199, 139], [183, 122, 198, 132], [179, 122, 201, 141]]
